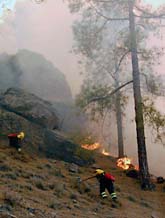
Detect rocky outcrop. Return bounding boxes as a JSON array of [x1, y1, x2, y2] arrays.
[[0, 88, 59, 129], [41, 130, 93, 166], [0, 50, 73, 103], [0, 88, 94, 166]]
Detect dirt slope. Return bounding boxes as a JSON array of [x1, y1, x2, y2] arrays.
[[0, 144, 165, 218]]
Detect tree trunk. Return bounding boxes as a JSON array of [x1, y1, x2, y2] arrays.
[[128, 0, 152, 190], [115, 58, 124, 158], [115, 90, 124, 158]]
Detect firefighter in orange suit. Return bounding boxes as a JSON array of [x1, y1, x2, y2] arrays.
[[95, 169, 117, 201], [8, 132, 25, 152]]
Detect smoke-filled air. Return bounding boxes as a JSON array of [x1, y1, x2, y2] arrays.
[[0, 0, 165, 217]]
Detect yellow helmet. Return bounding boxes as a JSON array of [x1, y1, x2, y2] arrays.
[[17, 132, 25, 139], [95, 169, 104, 175]]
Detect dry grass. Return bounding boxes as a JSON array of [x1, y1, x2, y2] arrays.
[[0, 145, 165, 218]]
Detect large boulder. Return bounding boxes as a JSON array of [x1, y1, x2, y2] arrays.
[[0, 50, 73, 103], [0, 88, 59, 129]]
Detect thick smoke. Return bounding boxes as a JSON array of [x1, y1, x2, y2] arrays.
[[0, 0, 83, 95], [0, 0, 164, 176]]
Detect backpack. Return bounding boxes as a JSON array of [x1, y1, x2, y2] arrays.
[[104, 173, 115, 182]]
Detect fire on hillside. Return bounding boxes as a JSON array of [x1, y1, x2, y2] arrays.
[[117, 157, 139, 171], [81, 142, 101, 150], [102, 149, 110, 156], [81, 143, 139, 171], [81, 142, 111, 156]]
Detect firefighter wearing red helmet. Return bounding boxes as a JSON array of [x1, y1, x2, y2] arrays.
[[8, 131, 25, 152], [95, 169, 117, 201]]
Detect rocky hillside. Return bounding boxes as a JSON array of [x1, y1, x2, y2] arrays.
[[0, 144, 164, 218], [0, 88, 164, 218], [0, 88, 93, 165], [0, 50, 73, 103]]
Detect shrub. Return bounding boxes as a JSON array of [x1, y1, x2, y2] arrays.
[[69, 193, 78, 200], [53, 169, 65, 178], [53, 183, 65, 198], [0, 165, 12, 172], [48, 201, 62, 209], [35, 180, 47, 190], [48, 184, 55, 190], [127, 195, 137, 202], [2, 173, 18, 180], [140, 201, 152, 208]]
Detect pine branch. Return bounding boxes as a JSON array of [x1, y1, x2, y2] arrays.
[[88, 80, 133, 103], [90, 56, 116, 80], [113, 50, 130, 78], [88, 1, 129, 21], [93, 20, 109, 37], [91, 49, 130, 81]]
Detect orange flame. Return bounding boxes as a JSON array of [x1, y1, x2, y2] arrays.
[[134, 165, 139, 171], [102, 149, 110, 156], [81, 143, 112, 156], [117, 157, 139, 171], [81, 142, 101, 150], [117, 157, 132, 170]]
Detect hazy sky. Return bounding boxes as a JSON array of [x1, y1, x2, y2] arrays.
[[144, 0, 165, 7], [0, 0, 164, 14], [0, 0, 164, 95]]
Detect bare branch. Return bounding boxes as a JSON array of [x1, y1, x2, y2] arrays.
[[135, 14, 165, 19], [91, 49, 130, 81], [93, 20, 109, 37], [90, 56, 116, 80], [134, 6, 165, 19], [113, 50, 130, 78], [88, 80, 133, 103]]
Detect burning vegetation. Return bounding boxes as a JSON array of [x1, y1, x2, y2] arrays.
[[81, 143, 139, 171], [116, 157, 140, 180], [81, 142, 111, 156], [81, 142, 101, 150], [101, 149, 111, 156], [117, 157, 132, 170], [117, 157, 139, 171]]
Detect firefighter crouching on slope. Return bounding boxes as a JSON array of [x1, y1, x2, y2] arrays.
[[95, 169, 117, 201], [8, 131, 25, 152]]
